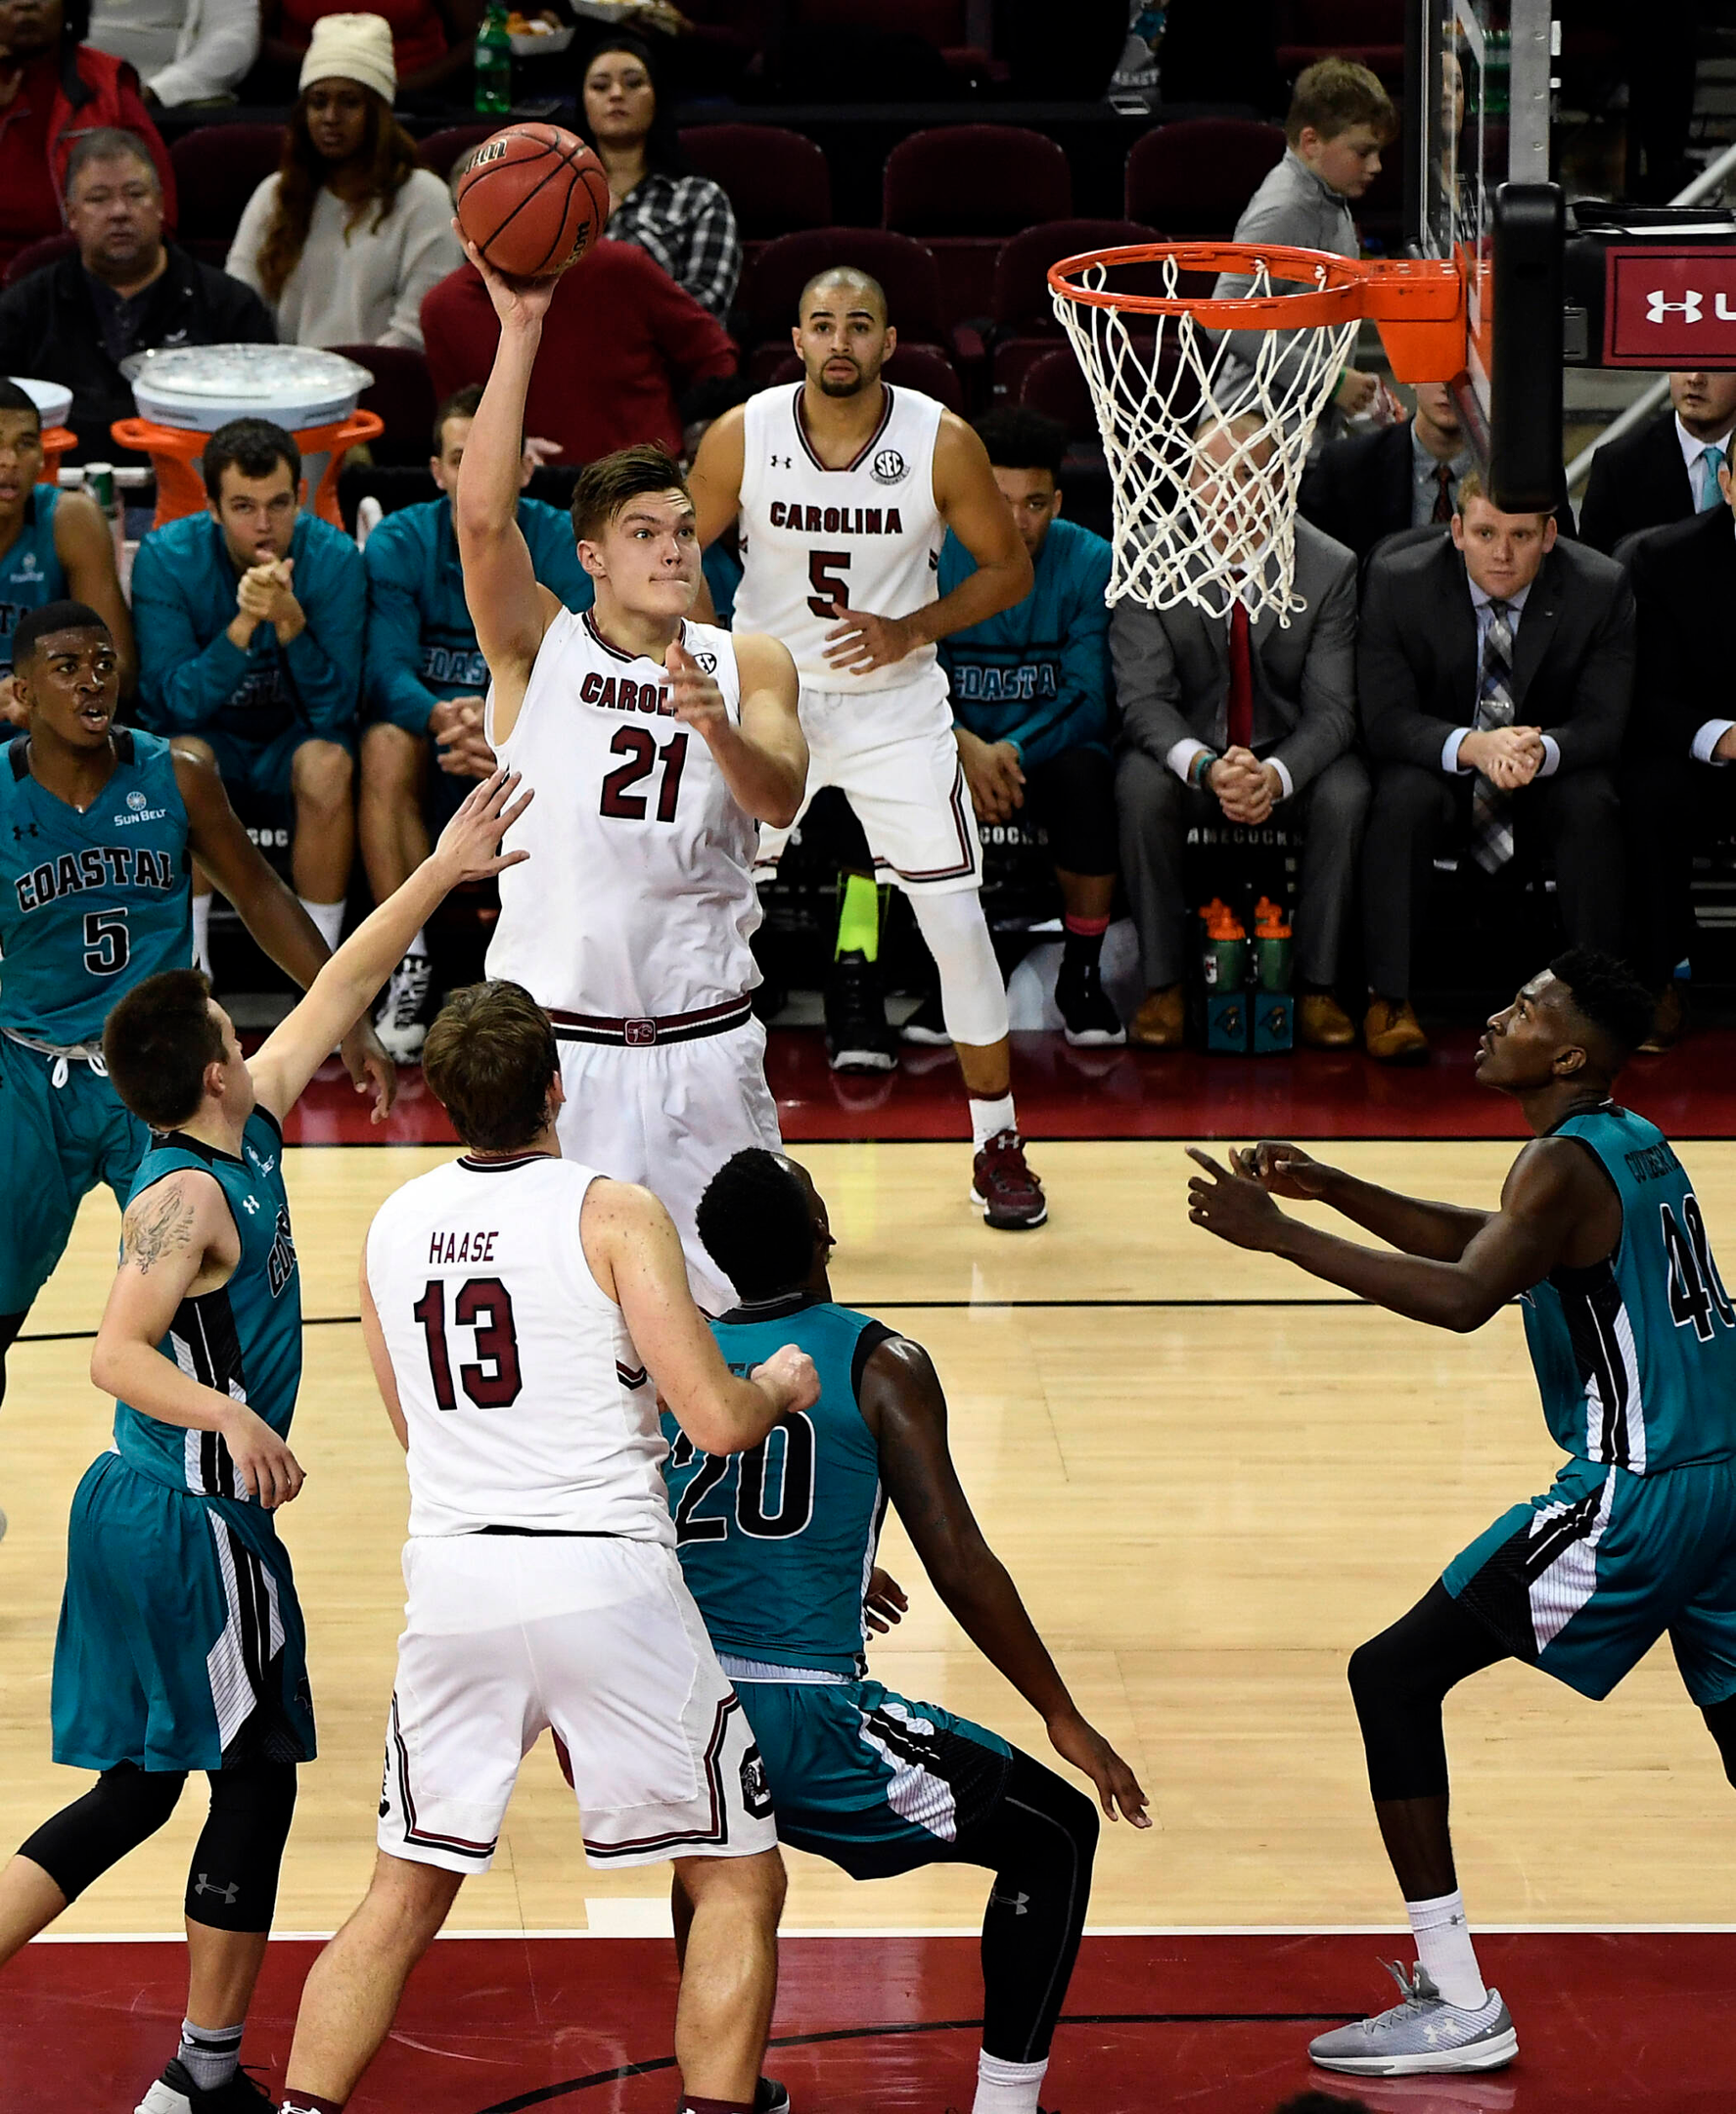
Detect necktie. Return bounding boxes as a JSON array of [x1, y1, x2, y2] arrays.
[[1431, 461, 1454, 524], [1696, 444, 1726, 512], [1226, 599, 1253, 751], [1470, 599, 1516, 873]]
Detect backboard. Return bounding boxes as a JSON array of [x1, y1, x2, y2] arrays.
[[1408, 0, 1564, 511]]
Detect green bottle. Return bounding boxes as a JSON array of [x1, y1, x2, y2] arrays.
[[475, 2, 511, 117]]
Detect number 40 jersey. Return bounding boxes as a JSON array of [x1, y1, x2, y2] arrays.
[[0, 729, 192, 1046]]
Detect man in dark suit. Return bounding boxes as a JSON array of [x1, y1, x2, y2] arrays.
[[1577, 371, 1736, 555], [1115, 420, 1368, 1051], [1359, 480, 1634, 1062], [1301, 383, 1575, 563], [1622, 441, 1736, 1048]]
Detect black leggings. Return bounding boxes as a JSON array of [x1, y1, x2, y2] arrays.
[[0, 1310, 26, 1406], [20, 1757, 297, 1932]]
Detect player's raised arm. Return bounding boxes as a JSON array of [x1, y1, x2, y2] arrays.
[[249, 771, 531, 1123], [666, 628, 806, 826], [452, 236, 566, 742], [90, 1171, 304, 1507], [862, 1334, 1149, 1826], [685, 402, 747, 549], [579, 1177, 818, 1455], [1236, 1140, 1494, 1262]]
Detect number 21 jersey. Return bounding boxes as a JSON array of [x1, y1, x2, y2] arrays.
[[484, 613, 759, 1018]]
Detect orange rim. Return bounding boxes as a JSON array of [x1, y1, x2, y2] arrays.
[[1048, 243, 1462, 334]]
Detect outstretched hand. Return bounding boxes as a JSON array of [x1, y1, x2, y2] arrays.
[[339, 1017, 397, 1126], [456, 223, 563, 328], [1233, 1140, 1330, 1200], [1046, 1709, 1150, 1827], [433, 767, 534, 884], [1185, 1145, 1289, 1252]]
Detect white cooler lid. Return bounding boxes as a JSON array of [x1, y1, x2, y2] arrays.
[[122, 344, 375, 434], [7, 375, 74, 430]]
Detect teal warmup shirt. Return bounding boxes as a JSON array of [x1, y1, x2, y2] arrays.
[[0, 486, 66, 673], [114, 1108, 301, 1498], [1528, 1106, 1736, 1474], [663, 1296, 895, 1677], [0, 729, 191, 1044]]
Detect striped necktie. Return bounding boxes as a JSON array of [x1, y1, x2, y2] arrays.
[[1470, 599, 1516, 873]]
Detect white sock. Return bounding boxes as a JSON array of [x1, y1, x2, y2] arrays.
[[969, 1091, 1017, 1151], [299, 897, 345, 951], [176, 2017, 243, 2091], [191, 895, 212, 977], [1406, 1888, 1487, 2008], [973, 2048, 1048, 2113]]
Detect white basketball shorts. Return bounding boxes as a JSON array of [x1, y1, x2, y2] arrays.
[[755, 666, 984, 897], [378, 1533, 778, 1874], [553, 1016, 782, 1315]]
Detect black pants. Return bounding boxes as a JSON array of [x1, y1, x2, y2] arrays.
[[1020, 744, 1119, 879], [1361, 763, 1625, 1001], [1623, 753, 1734, 988]]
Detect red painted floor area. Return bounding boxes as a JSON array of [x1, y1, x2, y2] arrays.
[[284, 1027, 1736, 1147], [3, 1931, 1731, 2112]]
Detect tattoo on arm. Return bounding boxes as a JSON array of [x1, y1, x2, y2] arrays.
[[123, 1186, 198, 1276]]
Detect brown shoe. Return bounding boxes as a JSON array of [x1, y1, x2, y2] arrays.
[[1297, 991, 1356, 1049], [1363, 996, 1430, 1064], [1638, 980, 1687, 1055], [1129, 984, 1185, 1048]]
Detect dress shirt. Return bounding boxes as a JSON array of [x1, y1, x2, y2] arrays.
[[1410, 425, 1475, 527], [1441, 577, 1562, 779], [1164, 558, 1296, 800], [1677, 414, 1736, 512]]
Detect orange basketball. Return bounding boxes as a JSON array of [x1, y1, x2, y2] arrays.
[[455, 124, 611, 280]]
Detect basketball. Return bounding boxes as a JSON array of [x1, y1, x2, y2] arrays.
[[455, 123, 611, 280]]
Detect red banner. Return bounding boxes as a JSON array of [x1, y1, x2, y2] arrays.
[[1603, 246, 1736, 367]]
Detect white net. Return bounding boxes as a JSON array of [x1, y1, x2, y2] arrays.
[[1051, 251, 1359, 623]]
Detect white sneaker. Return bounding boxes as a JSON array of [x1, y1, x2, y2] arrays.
[[1309, 1960, 1517, 2076], [374, 951, 434, 1062], [135, 2069, 194, 2114]]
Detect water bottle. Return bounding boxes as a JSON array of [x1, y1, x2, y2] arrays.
[[83, 461, 126, 579], [1253, 896, 1294, 993], [474, 3, 512, 118]]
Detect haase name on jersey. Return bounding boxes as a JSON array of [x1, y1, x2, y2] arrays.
[[428, 1227, 500, 1265], [15, 845, 178, 911], [767, 501, 905, 536]]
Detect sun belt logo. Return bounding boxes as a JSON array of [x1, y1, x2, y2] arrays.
[[870, 447, 908, 486], [126, 790, 148, 811]]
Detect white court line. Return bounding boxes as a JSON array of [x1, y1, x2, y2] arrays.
[[34, 1921, 1736, 1943]]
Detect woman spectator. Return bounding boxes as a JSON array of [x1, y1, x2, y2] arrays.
[[256, 0, 479, 98], [0, 0, 175, 272], [577, 31, 741, 321], [225, 11, 460, 348]]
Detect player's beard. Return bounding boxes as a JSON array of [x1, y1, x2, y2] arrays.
[[816, 363, 868, 397]]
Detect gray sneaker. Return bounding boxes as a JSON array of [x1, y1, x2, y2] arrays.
[[1309, 1960, 1518, 2076]]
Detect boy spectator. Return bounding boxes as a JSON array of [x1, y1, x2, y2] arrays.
[[0, 128, 275, 465], [941, 406, 1123, 1046], [359, 385, 593, 1060], [1578, 371, 1736, 555], [131, 417, 363, 969]]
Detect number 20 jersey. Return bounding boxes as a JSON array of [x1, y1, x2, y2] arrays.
[[732, 383, 945, 695], [484, 613, 759, 1019], [366, 1153, 675, 1541]]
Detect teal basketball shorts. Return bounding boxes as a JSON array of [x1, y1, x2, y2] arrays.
[[0, 1034, 150, 1315], [728, 1670, 1012, 1878], [53, 1452, 317, 1774], [204, 723, 354, 811], [1443, 1452, 1736, 1706]]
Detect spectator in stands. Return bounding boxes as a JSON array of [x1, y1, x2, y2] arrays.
[[1358, 475, 1633, 1063], [225, 12, 461, 350], [1215, 57, 1396, 426], [255, 0, 479, 99], [941, 407, 1123, 1047], [576, 32, 742, 322], [1578, 370, 1736, 555], [0, 128, 274, 464], [0, 0, 175, 273], [424, 228, 736, 463], [131, 416, 363, 970], [1621, 435, 1736, 1052], [0, 378, 135, 712], [1300, 382, 1576, 562], [86, 0, 258, 108], [359, 383, 592, 1060], [1114, 414, 1367, 1053]]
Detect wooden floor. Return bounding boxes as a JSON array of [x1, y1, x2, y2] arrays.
[[5, 1138, 1736, 1940]]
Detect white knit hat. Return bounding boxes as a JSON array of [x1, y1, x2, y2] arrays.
[[299, 13, 397, 104]]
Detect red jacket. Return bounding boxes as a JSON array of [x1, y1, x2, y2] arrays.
[[422, 240, 736, 464], [49, 46, 176, 224]]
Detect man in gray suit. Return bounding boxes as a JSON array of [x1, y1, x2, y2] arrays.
[[1114, 420, 1367, 1050]]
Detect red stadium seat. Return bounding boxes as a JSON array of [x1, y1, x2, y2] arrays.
[[3, 231, 76, 289], [418, 125, 491, 182], [1019, 345, 1098, 444], [988, 217, 1161, 402], [769, 342, 964, 416], [169, 123, 286, 266], [1124, 118, 1286, 240], [679, 125, 833, 243], [324, 343, 436, 465], [883, 124, 1072, 239], [1275, 0, 1405, 85], [744, 229, 947, 388]]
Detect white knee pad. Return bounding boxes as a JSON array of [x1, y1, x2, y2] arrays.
[[909, 888, 1009, 1048]]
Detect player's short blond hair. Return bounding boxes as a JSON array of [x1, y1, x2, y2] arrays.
[[422, 981, 558, 1153], [569, 443, 691, 545]]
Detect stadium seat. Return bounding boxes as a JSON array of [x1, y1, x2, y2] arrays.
[[2, 231, 76, 289], [790, 0, 995, 85], [988, 217, 1161, 403], [1019, 345, 1099, 444], [883, 125, 1072, 239], [679, 125, 833, 243], [1124, 118, 1286, 240], [743, 228, 948, 388], [1275, 0, 1405, 85], [324, 343, 436, 467], [169, 123, 286, 266], [418, 124, 491, 182], [769, 342, 965, 415]]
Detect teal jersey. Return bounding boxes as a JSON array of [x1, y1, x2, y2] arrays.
[[0, 729, 192, 1043], [1526, 1106, 1736, 1474], [0, 486, 66, 673], [663, 1296, 895, 1676], [114, 1109, 302, 1498]]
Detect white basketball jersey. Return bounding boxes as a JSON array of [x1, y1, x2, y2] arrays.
[[733, 383, 946, 694], [366, 1154, 674, 1542], [484, 614, 759, 1017]]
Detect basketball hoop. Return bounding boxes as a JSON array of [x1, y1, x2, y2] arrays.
[[1048, 243, 1464, 621]]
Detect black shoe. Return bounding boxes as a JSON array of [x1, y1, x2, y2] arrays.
[[825, 950, 896, 1073], [1055, 956, 1125, 1046], [898, 988, 951, 1045], [755, 2080, 792, 2113], [194, 2070, 278, 2113]]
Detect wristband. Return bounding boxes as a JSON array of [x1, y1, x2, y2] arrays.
[[1190, 749, 1218, 788]]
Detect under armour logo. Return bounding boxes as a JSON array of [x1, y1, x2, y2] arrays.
[[193, 1872, 240, 1905], [12, 821, 37, 841], [1647, 289, 1702, 323], [990, 1886, 1030, 1915], [241, 1195, 260, 1215], [771, 454, 792, 469]]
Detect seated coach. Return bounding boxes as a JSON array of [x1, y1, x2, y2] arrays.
[[1578, 370, 1736, 555], [1114, 414, 1368, 1052], [1358, 480, 1633, 1063]]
